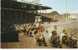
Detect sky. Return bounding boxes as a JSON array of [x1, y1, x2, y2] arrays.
[[40, 0, 78, 13]]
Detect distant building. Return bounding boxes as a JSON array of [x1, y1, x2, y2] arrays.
[[40, 11, 65, 22]]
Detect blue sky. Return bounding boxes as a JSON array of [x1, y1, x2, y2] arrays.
[[40, 0, 78, 13]]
